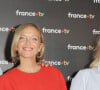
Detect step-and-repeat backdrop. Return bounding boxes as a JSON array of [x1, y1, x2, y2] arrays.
[[0, 0, 100, 85]]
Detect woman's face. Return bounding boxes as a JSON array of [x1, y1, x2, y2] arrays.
[[17, 26, 42, 59]]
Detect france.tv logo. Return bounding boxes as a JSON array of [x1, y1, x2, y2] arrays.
[[42, 27, 70, 34], [93, 0, 100, 3], [92, 29, 100, 35], [67, 44, 94, 51], [0, 27, 9, 32], [68, 12, 95, 19], [0, 26, 17, 32], [42, 59, 70, 66], [16, 9, 45, 17]]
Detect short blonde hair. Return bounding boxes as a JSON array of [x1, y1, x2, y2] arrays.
[[11, 23, 45, 62], [90, 36, 100, 68]]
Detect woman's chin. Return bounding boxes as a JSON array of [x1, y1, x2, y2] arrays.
[[21, 54, 36, 58]]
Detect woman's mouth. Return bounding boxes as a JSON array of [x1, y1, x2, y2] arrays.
[[23, 47, 33, 51]]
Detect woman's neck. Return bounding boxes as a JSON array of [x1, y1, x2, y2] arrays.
[[17, 57, 41, 73]]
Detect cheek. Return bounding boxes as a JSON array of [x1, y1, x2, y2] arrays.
[[18, 40, 25, 45], [33, 43, 41, 51], [17, 41, 24, 50]]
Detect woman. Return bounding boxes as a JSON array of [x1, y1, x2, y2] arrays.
[[70, 36, 100, 90], [0, 23, 67, 90]]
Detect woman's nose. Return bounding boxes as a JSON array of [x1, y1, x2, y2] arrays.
[[25, 38, 31, 45]]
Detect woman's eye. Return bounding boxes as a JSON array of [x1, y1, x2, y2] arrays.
[[32, 37, 37, 41], [19, 37, 25, 40]]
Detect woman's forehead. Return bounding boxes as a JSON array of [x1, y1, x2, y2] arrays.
[[20, 26, 40, 35]]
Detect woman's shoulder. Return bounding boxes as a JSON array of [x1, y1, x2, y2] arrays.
[[42, 66, 62, 74], [75, 68, 92, 78], [41, 66, 65, 79], [78, 68, 91, 74], [0, 68, 16, 79], [77, 67, 98, 76], [70, 67, 99, 90], [71, 68, 91, 87], [73, 68, 96, 82]]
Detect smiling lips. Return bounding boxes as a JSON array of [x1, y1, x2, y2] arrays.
[[23, 47, 33, 51]]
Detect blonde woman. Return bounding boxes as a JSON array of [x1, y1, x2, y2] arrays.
[[0, 23, 67, 90], [70, 36, 100, 90]]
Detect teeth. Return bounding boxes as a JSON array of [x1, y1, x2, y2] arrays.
[[23, 47, 32, 51]]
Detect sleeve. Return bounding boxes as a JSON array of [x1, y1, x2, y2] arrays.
[[70, 70, 88, 90], [59, 71, 67, 90], [55, 67, 67, 90], [0, 76, 12, 90]]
